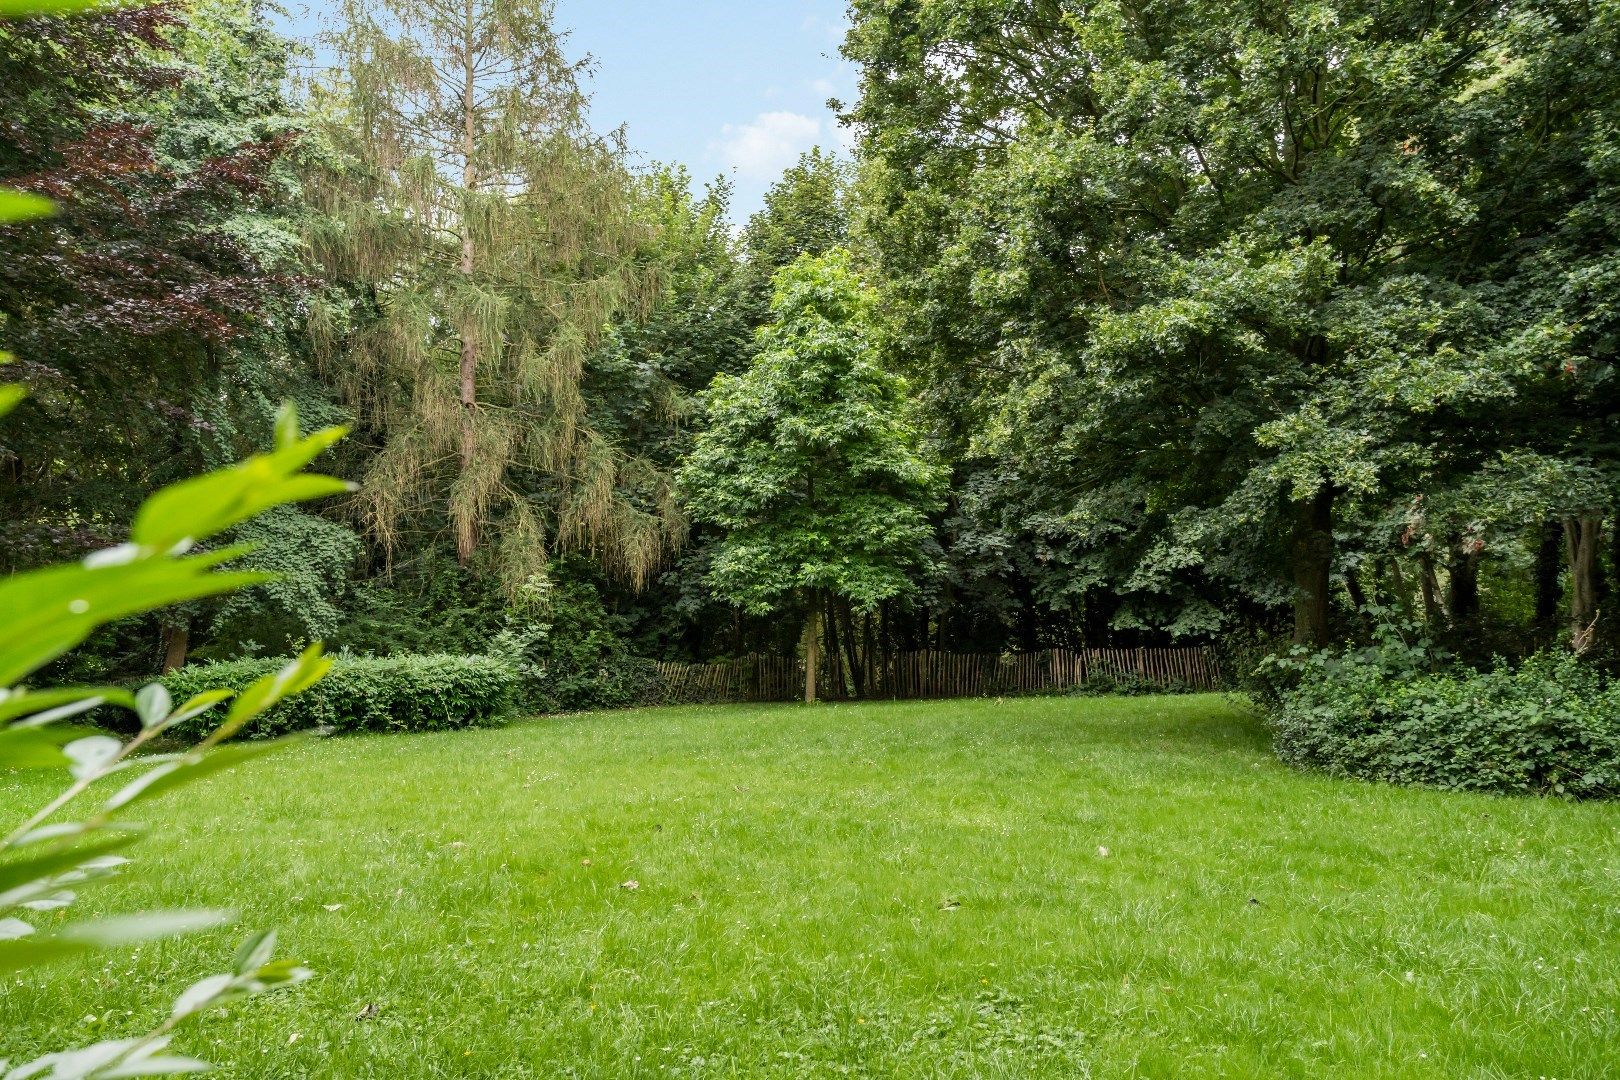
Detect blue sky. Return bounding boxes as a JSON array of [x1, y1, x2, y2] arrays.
[[275, 1, 857, 222]]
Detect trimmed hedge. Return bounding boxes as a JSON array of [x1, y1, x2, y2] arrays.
[[161, 653, 518, 738], [1271, 649, 1620, 798]]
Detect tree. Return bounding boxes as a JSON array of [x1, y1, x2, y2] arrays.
[[677, 250, 943, 702], [308, 0, 673, 589], [0, 0, 312, 573], [742, 147, 851, 282], [843, 0, 1620, 648]]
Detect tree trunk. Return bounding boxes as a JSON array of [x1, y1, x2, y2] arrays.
[[1291, 485, 1335, 647], [454, 0, 480, 566], [1344, 567, 1368, 613], [1566, 514, 1602, 653], [856, 610, 873, 698], [1535, 518, 1564, 630], [1388, 558, 1415, 620], [834, 602, 864, 700], [1447, 546, 1481, 626], [802, 601, 821, 704], [161, 622, 189, 674], [1418, 553, 1441, 625], [824, 595, 846, 699]]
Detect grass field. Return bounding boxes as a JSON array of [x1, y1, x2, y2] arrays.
[[3, 694, 1619, 1078]]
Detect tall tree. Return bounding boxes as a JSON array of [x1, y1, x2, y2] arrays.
[[308, 0, 673, 588], [0, 0, 310, 571], [844, 0, 1619, 648], [677, 251, 943, 702], [742, 146, 851, 283]]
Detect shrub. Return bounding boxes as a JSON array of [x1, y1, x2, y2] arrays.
[[1270, 645, 1620, 798], [162, 653, 518, 738], [489, 574, 658, 714]]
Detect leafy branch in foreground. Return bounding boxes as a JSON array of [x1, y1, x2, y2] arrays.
[[1, 380, 350, 1074]]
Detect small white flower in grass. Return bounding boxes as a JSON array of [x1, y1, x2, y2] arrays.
[[1097, 846, 1110, 858]]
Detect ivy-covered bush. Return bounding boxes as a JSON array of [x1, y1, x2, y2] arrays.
[[1269, 643, 1620, 798], [490, 574, 658, 714], [162, 654, 518, 737]]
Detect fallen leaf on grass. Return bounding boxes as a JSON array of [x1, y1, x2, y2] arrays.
[[620, 880, 640, 891], [323, 903, 344, 912], [355, 1003, 381, 1021]]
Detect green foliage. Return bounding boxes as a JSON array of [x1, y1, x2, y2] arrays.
[[206, 507, 364, 654], [1063, 671, 1198, 699], [1270, 645, 1620, 797], [308, 0, 675, 588], [166, 646, 511, 735], [490, 573, 656, 714], [1, 388, 343, 1075], [0, 0, 326, 576], [742, 147, 851, 283], [678, 250, 945, 616], [161, 653, 517, 738], [843, 0, 1620, 647]]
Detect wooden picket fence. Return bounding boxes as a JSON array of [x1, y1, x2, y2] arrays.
[[647, 646, 1220, 706]]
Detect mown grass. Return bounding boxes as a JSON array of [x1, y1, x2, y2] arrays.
[[3, 694, 1618, 1078]]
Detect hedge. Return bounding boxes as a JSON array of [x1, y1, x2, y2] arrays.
[[160, 653, 519, 738], [1271, 648, 1620, 798]]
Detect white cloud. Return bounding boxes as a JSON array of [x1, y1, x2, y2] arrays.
[[810, 77, 838, 96], [800, 13, 845, 43], [715, 111, 822, 181]]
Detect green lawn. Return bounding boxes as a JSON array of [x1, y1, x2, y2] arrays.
[[4, 695, 1619, 1078]]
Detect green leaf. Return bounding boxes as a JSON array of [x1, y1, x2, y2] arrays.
[[0, 188, 53, 222], [0, 550, 269, 687], [273, 402, 300, 450], [0, 384, 23, 418], [0, 686, 137, 726], [63, 735, 123, 780], [0, 834, 137, 899], [0, 910, 232, 973], [233, 929, 277, 974], [0, 723, 89, 769], [134, 684, 172, 731], [130, 429, 352, 551], [166, 689, 234, 728], [0, 934, 83, 972], [102, 736, 301, 814], [214, 647, 332, 741]]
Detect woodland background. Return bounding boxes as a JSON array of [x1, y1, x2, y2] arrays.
[[3, 0, 1617, 709]]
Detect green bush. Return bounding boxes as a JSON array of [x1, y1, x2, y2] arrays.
[[1270, 644, 1620, 798], [162, 654, 518, 738], [489, 574, 658, 714]]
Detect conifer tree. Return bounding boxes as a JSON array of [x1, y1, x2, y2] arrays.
[[307, 0, 676, 587]]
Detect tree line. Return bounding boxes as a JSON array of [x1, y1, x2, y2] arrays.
[[3, 0, 1617, 699]]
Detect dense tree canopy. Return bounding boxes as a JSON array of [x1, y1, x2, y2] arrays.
[[5, 0, 1620, 691], [844, 0, 1620, 651], [0, 0, 310, 567]]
